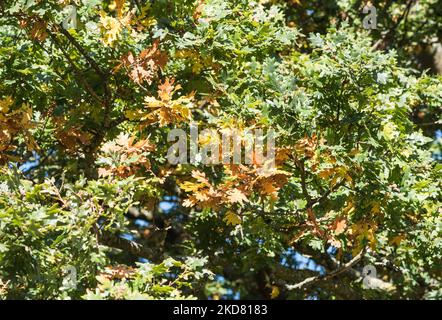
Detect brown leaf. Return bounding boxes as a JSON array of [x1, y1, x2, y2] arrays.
[[334, 218, 347, 235]]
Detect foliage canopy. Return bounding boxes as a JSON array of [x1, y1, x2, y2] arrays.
[[0, 0, 441, 299]]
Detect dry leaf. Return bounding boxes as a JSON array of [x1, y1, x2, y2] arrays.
[[227, 188, 248, 205]]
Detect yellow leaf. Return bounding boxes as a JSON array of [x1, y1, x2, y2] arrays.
[[115, 0, 126, 18], [138, 79, 194, 126], [0, 96, 13, 114], [389, 235, 405, 246], [179, 181, 203, 192], [370, 201, 381, 215], [99, 10, 130, 46], [224, 210, 242, 226], [343, 200, 355, 215], [382, 122, 398, 141], [270, 286, 280, 299]]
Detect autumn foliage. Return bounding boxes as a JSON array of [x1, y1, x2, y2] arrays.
[[0, 0, 441, 300]]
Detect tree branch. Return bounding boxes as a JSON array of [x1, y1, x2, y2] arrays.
[[286, 248, 365, 291], [98, 230, 163, 263], [56, 25, 107, 79], [45, 29, 103, 104], [372, 0, 415, 50]]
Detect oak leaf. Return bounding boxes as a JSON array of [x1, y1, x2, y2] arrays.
[[227, 188, 248, 205], [224, 211, 242, 226]]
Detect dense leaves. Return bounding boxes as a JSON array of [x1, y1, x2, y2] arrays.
[[0, 0, 441, 299]]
